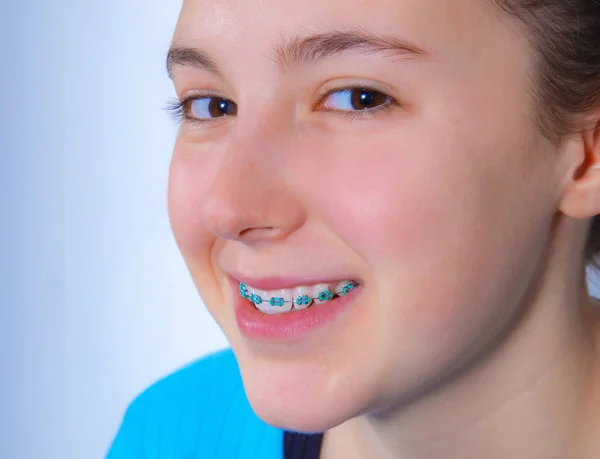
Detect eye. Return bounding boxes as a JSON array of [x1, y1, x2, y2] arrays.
[[320, 88, 391, 112], [187, 96, 237, 119]]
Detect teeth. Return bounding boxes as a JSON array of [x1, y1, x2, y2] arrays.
[[251, 288, 293, 315], [240, 280, 358, 314], [335, 280, 356, 296], [311, 283, 335, 305], [292, 286, 313, 310]]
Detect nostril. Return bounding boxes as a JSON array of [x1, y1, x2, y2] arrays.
[[236, 227, 283, 243]]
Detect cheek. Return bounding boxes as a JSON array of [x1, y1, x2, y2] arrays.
[[301, 129, 473, 277], [298, 125, 540, 355]]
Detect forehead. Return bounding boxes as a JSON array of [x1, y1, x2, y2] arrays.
[[173, 0, 510, 57]]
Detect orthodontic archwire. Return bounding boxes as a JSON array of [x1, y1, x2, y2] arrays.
[[238, 280, 359, 306]]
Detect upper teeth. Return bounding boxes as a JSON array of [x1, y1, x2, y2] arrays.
[[239, 280, 358, 315]]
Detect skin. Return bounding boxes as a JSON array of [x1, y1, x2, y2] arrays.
[[166, 0, 600, 457]]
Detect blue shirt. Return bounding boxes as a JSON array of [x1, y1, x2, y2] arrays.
[[106, 348, 285, 459]]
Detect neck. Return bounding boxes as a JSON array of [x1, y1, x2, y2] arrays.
[[322, 218, 600, 459]]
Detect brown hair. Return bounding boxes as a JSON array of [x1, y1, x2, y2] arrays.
[[492, 0, 600, 272]]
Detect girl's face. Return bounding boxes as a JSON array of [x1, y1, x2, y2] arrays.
[[168, 0, 565, 431]]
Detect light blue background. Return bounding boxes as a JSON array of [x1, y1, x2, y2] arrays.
[[2, 2, 599, 459], [2, 2, 228, 458]]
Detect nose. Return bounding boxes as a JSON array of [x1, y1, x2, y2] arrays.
[[200, 131, 305, 245]]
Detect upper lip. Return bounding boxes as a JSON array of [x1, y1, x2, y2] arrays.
[[228, 273, 360, 291]]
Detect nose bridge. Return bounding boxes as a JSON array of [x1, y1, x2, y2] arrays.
[[200, 121, 304, 243]]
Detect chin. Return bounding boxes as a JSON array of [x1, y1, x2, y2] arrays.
[[244, 380, 361, 433], [235, 349, 371, 433]]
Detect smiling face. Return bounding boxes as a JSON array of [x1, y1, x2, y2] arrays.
[[167, 0, 566, 432]]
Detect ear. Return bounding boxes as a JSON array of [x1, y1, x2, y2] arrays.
[[558, 116, 600, 220]]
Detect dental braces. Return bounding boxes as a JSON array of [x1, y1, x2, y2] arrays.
[[239, 281, 358, 307]]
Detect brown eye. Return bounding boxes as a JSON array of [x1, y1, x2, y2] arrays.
[[188, 97, 237, 119], [322, 88, 390, 111], [350, 89, 388, 110]]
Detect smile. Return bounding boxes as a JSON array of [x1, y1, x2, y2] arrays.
[[239, 280, 359, 315]]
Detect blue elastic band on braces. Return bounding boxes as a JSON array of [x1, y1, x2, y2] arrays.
[[239, 281, 357, 307]]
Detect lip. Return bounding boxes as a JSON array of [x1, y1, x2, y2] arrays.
[[229, 273, 361, 291], [228, 275, 362, 342]]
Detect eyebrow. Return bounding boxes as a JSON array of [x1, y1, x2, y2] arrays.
[[166, 46, 222, 79], [166, 29, 430, 79], [274, 29, 430, 71]]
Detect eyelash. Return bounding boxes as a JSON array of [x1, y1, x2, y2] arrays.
[[163, 96, 204, 125], [163, 86, 399, 126]]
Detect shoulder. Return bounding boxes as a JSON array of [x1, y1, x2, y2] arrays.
[[106, 348, 283, 459]]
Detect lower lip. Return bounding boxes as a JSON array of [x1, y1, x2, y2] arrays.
[[232, 279, 362, 342]]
